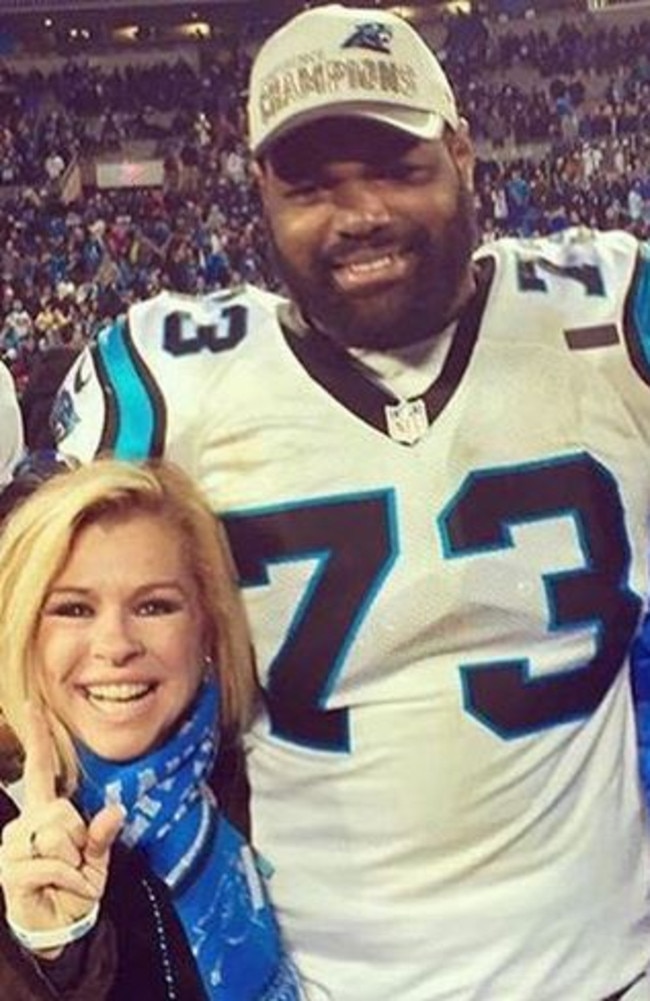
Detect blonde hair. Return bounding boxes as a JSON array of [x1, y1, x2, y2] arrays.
[[0, 457, 255, 794]]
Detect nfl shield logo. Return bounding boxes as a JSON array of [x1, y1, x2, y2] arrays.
[[384, 398, 429, 445]]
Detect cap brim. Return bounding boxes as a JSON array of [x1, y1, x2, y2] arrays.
[[253, 103, 447, 156]]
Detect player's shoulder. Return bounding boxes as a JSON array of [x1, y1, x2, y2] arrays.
[[476, 226, 640, 275], [118, 282, 285, 360], [137, 281, 285, 316], [130, 283, 283, 332], [475, 227, 645, 316]]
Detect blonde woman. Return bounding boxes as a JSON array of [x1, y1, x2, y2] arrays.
[[0, 458, 301, 1000]]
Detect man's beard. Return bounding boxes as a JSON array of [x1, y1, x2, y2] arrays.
[[269, 180, 478, 350]]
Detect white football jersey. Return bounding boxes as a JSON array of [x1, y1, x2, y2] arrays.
[[55, 228, 650, 1001], [0, 359, 23, 487]]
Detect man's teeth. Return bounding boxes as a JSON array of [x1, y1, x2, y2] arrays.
[[85, 683, 153, 703], [344, 255, 395, 274]]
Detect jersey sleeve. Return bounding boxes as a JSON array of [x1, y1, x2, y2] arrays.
[[52, 285, 281, 467], [52, 313, 168, 463]]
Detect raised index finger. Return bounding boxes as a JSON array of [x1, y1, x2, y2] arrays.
[[22, 701, 58, 810]]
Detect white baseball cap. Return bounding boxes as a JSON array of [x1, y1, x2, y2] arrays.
[[248, 4, 459, 156]]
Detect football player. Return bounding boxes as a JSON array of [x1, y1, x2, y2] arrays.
[[52, 6, 650, 1000]]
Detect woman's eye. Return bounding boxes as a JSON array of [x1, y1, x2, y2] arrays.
[[137, 598, 180, 616], [44, 601, 93, 618]]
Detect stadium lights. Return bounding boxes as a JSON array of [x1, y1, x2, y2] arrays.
[[176, 20, 211, 39], [113, 25, 140, 43]]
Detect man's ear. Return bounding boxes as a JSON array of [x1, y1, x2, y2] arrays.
[[250, 158, 269, 202], [446, 119, 475, 191]]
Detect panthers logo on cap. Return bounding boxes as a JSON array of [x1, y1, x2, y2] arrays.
[[342, 22, 393, 54]]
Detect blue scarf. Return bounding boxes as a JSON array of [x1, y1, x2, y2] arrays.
[[75, 679, 300, 1001]]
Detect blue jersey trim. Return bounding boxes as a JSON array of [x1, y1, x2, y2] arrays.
[[629, 243, 650, 375], [634, 245, 650, 347], [96, 320, 161, 459]]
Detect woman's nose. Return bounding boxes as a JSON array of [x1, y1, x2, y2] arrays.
[[90, 611, 144, 666]]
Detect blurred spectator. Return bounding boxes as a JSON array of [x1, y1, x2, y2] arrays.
[[19, 339, 79, 450]]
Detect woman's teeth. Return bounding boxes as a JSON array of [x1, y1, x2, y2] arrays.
[[84, 682, 153, 703]]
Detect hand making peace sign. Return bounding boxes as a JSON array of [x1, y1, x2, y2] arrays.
[[0, 703, 124, 957]]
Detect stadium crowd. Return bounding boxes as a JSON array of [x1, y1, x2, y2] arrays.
[[0, 6, 648, 397]]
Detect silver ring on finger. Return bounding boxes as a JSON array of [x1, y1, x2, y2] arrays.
[[28, 829, 42, 860]]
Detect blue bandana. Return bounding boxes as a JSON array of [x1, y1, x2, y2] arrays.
[[75, 678, 300, 1000]]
